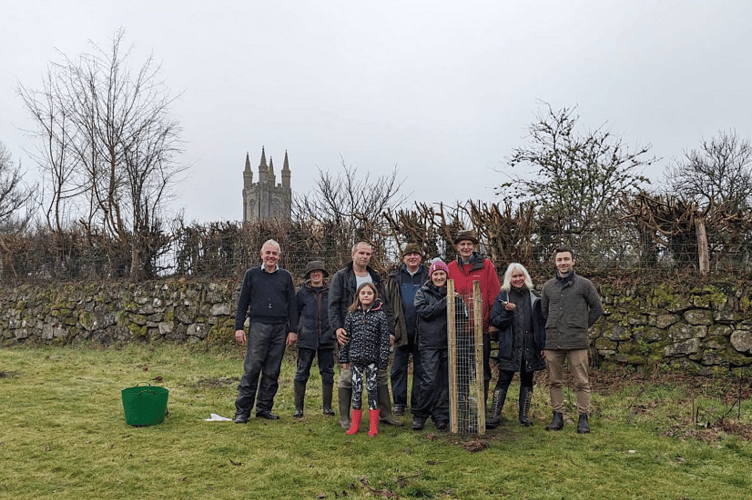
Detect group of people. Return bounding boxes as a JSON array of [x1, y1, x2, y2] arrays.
[[231, 232, 603, 436]]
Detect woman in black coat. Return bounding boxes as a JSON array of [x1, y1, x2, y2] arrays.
[[411, 260, 452, 431], [487, 263, 546, 428], [294, 261, 336, 418]]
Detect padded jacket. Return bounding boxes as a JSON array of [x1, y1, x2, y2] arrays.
[[414, 282, 449, 350], [337, 299, 391, 370], [447, 252, 500, 333], [296, 281, 335, 350]]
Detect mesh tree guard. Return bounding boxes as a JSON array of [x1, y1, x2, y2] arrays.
[[447, 279, 485, 435]]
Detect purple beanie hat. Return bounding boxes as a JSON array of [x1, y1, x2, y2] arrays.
[[428, 260, 449, 276]]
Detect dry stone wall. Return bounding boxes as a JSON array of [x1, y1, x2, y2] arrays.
[[1, 278, 751, 375], [0, 280, 238, 347], [591, 281, 752, 375]]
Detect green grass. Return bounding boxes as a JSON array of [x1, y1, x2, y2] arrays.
[[1, 343, 751, 500]]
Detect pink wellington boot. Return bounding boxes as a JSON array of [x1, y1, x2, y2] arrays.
[[346, 409, 362, 435], [368, 409, 380, 436]]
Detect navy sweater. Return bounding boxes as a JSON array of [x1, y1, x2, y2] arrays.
[[234, 265, 298, 331]]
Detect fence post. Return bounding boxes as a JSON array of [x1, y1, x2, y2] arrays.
[[447, 279, 458, 434], [472, 280, 485, 435]]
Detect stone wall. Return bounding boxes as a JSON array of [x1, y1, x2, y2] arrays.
[[2, 278, 751, 375], [592, 281, 752, 375], [0, 280, 237, 347]]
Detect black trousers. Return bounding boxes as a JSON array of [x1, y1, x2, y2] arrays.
[[413, 347, 449, 422], [294, 347, 335, 386], [234, 322, 287, 414]]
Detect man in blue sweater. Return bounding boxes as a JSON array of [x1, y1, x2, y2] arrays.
[[385, 243, 429, 417], [233, 239, 298, 423]]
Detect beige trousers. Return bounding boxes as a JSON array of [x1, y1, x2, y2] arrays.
[[545, 349, 590, 415]]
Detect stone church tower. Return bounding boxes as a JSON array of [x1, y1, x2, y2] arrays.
[[242, 147, 292, 222]]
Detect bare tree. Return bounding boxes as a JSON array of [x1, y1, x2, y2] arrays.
[[17, 28, 185, 279], [654, 131, 752, 274], [294, 158, 407, 222], [0, 142, 35, 233], [665, 130, 752, 213], [16, 70, 80, 233], [499, 102, 655, 257], [292, 159, 407, 260]]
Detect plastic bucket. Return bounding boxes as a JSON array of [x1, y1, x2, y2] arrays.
[[121, 383, 169, 426]]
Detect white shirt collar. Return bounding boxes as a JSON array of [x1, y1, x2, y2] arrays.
[[261, 263, 279, 273]]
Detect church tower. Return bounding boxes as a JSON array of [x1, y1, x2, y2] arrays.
[[242, 146, 292, 222]]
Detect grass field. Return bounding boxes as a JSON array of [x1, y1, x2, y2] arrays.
[[1, 343, 751, 500]]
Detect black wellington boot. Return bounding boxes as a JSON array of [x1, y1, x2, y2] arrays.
[[486, 387, 507, 430], [518, 386, 533, 427], [293, 380, 306, 418], [322, 383, 335, 416]]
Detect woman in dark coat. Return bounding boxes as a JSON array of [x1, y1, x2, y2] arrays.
[[411, 260, 452, 431], [487, 263, 546, 428], [294, 261, 336, 418]]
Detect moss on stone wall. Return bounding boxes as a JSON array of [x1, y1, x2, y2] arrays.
[[1, 277, 751, 375]]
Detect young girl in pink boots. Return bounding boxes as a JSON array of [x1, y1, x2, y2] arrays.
[[338, 282, 391, 436]]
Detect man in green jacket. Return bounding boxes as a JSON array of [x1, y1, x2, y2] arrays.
[[541, 246, 603, 434], [384, 243, 430, 417]]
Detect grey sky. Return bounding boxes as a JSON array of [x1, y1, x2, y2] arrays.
[[2, 0, 751, 224]]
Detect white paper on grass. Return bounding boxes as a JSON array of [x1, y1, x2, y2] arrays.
[[204, 413, 233, 421]]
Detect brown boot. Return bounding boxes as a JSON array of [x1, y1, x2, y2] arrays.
[[377, 384, 404, 426], [338, 387, 352, 429]]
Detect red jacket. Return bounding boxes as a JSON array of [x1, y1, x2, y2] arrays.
[[447, 253, 500, 332]]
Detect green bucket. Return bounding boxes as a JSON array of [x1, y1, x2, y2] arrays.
[[121, 383, 169, 426]]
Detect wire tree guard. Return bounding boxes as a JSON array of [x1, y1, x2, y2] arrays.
[[447, 279, 485, 435]]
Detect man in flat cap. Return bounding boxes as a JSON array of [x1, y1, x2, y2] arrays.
[[447, 229, 501, 413], [385, 243, 430, 417]]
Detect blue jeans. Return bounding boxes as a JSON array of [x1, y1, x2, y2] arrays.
[[234, 322, 287, 415]]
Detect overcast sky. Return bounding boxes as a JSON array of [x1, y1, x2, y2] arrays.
[[2, 1, 751, 224]]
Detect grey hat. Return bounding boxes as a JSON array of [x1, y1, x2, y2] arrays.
[[304, 260, 329, 278], [454, 229, 479, 245]]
